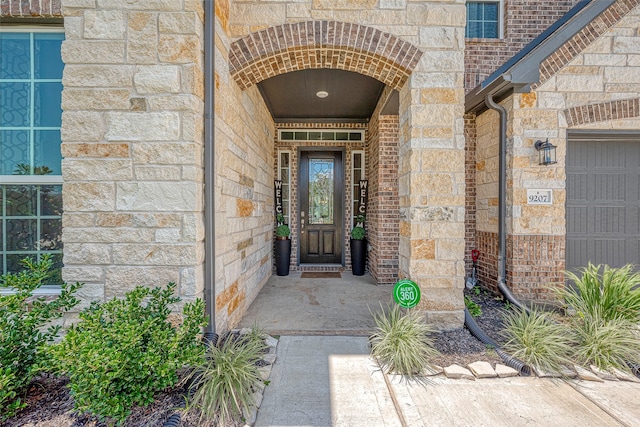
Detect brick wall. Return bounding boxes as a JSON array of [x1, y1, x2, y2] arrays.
[[475, 230, 498, 293], [1, 0, 61, 17], [367, 114, 400, 285], [475, 231, 564, 302], [465, 0, 580, 91], [228, 20, 421, 92], [507, 234, 565, 301], [464, 113, 477, 275]]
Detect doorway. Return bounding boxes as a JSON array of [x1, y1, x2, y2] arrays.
[[299, 150, 344, 264]]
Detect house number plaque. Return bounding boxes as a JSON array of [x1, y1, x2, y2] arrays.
[[527, 189, 553, 205]]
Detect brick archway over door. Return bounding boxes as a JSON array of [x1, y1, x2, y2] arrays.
[[229, 21, 423, 91]]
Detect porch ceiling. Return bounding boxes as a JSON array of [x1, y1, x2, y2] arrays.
[[257, 69, 387, 123]]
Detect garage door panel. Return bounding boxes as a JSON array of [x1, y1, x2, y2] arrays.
[[567, 133, 640, 273], [594, 174, 625, 202], [568, 141, 589, 168], [593, 239, 628, 267], [567, 173, 588, 200], [567, 239, 634, 271], [594, 143, 628, 169], [593, 206, 626, 234], [566, 206, 587, 234], [566, 239, 588, 272]]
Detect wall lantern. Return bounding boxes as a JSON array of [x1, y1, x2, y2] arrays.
[[534, 139, 557, 165]]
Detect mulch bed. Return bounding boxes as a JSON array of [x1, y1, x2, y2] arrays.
[[431, 286, 509, 367], [1, 374, 190, 427], [3, 284, 510, 426]]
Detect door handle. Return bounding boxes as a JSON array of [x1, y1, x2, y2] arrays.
[[301, 211, 305, 234]]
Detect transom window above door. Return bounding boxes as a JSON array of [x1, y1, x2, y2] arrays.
[[278, 130, 364, 142]]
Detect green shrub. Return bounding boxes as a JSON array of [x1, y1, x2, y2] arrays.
[[464, 295, 482, 317], [501, 307, 574, 375], [370, 304, 440, 378], [350, 226, 366, 240], [571, 313, 640, 372], [275, 224, 290, 238], [560, 263, 640, 322], [45, 283, 207, 424], [0, 256, 81, 420], [187, 327, 267, 425]]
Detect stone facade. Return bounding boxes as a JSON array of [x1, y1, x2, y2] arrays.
[[7, 0, 640, 331], [468, 0, 640, 302], [57, 0, 207, 320]]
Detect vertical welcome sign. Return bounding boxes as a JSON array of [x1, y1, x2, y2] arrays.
[[274, 180, 283, 225], [356, 180, 368, 227]]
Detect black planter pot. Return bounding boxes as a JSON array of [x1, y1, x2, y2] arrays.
[[274, 238, 291, 276], [350, 238, 367, 276]]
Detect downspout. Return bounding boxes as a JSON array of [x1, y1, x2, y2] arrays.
[[484, 94, 528, 312], [461, 94, 532, 376], [203, 0, 218, 345]]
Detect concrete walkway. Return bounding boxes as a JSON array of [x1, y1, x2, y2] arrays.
[[255, 336, 640, 427]]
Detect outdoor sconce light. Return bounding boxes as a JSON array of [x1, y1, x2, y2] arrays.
[[534, 139, 557, 165]]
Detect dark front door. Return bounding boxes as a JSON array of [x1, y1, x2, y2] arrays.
[[299, 151, 343, 264]]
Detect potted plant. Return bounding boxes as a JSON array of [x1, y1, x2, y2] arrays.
[[274, 213, 291, 276], [350, 214, 367, 276]]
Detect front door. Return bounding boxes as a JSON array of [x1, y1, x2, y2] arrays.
[[299, 151, 343, 264]]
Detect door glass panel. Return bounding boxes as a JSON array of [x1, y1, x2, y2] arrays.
[[308, 158, 334, 224]]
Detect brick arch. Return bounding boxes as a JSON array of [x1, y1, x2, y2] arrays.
[[564, 98, 640, 127], [229, 21, 423, 91]]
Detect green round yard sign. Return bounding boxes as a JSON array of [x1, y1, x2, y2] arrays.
[[393, 279, 421, 309]]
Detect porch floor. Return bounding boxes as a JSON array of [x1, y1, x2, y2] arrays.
[[237, 271, 394, 336]]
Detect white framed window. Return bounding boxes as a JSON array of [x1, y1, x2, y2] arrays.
[[278, 129, 364, 142], [351, 150, 365, 226], [466, 1, 503, 39], [0, 28, 64, 282], [277, 150, 292, 226]]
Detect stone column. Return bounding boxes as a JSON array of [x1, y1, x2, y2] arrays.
[[398, 2, 467, 330]]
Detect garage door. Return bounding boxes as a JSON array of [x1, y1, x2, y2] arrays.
[[566, 131, 640, 273]]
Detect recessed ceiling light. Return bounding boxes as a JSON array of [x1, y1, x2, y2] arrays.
[[316, 90, 329, 98]]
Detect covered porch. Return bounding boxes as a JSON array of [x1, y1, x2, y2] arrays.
[[237, 272, 393, 336]]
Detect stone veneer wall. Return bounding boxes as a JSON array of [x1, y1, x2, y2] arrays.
[[6, 0, 468, 330], [58, 1, 208, 320], [471, 107, 500, 295], [214, 1, 275, 332]]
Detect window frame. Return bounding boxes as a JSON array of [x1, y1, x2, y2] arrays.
[[351, 150, 365, 226], [465, 0, 504, 40], [0, 27, 65, 285], [277, 150, 292, 226]]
